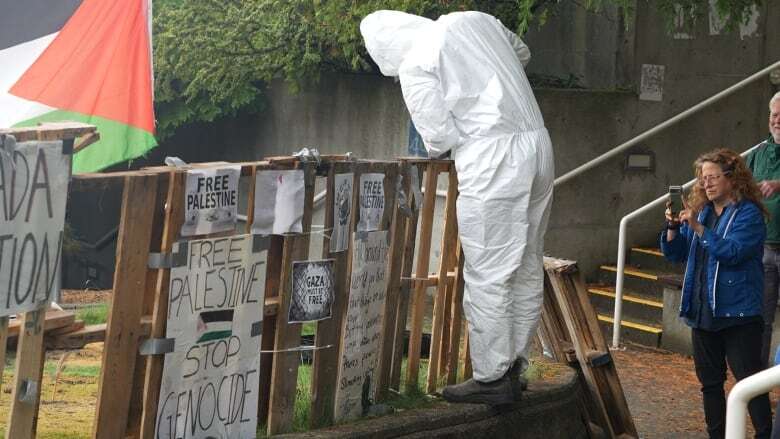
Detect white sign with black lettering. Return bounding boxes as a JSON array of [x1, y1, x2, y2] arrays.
[[330, 173, 353, 253], [155, 234, 265, 439], [289, 259, 335, 323], [357, 173, 384, 232], [334, 230, 389, 422], [182, 165, 240, 236], [251, 170, 305, 235], [0, 139, 69, 317]]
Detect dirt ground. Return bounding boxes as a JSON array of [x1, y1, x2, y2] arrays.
[[614, 342, 779, 439]]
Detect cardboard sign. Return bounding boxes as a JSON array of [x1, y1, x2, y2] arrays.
[[289, 259, 335, 323], [182, 165, 240, 236], [357, 173, 384, 232], [251, 170, 304, 235], [155, 234, 266, 439], [334, 231, 390, 421], [329, 173, 353, 253], [0, 139, 70, 317]]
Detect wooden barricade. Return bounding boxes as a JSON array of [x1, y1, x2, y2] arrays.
[[540, 257, 638, 439]]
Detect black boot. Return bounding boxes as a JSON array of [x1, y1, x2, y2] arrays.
[[441, 373, 514, 405], [508, 359, 529, 400]]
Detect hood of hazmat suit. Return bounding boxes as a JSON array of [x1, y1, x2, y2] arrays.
[[361, 10, 554, 382]]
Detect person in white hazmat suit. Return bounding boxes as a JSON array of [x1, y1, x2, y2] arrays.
[[361, 10, 554, 405]]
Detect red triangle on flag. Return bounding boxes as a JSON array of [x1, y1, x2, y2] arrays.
[[9, 0, 155, 134]]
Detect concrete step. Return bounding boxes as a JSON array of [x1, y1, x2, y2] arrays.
[[598, 265, 669, 300], [629, 247, 683, 274], [588, 285, 663, 325], [597, 314, 663, 348]]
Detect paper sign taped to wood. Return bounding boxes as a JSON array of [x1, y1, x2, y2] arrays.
[[639, 64, 665, 102], [251, 170, 304, 235], [182, 165, 240, 236], [357, 173, 384, 232], [289, 259, 335, 323], [334, 230, 390, 422], [330, 173, 353, 253], [155, 234, 266, 439], [0, 139, 70, 317]]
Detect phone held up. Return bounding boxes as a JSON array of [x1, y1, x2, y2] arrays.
[[668, 185, 683, 220]]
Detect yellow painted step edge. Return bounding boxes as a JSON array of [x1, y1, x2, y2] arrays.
[[588, 287, 663, 309], [632, 247, 663, 257], [600, 265, 658, 281], [597, 314, 663, 334]]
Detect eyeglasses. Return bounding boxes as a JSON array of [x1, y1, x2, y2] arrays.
[[698, 174, 727, 185]]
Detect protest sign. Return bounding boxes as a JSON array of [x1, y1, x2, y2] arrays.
[[0, 139, 70, 317], [181, 165, 240, 236], [329, 173, 353, 253], [251, 170, 304, 235], [155, 234, 266, 439], [334, 230, 389, 421], [357, 173, 384, 232], [289, 259, 335, 323]]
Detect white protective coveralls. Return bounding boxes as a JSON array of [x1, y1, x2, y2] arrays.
[[361, 10, 554, 382]]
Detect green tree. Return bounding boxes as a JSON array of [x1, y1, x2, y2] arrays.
[[153, 0, 763, 139]]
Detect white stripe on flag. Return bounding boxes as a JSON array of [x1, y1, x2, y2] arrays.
[[0, 33, 57, 127]]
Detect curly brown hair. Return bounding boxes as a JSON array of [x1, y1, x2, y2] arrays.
[[688, 148, 769, 218]]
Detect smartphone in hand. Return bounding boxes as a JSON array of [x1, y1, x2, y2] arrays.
[[668, 185, 683, 219]]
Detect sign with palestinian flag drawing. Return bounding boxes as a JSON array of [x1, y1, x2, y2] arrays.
[[156, 234, 266, 439], [0, 0, 156, 173]]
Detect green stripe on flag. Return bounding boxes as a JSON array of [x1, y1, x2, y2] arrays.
[[14, 110, 157, 173], [197, 330, 233, 344]]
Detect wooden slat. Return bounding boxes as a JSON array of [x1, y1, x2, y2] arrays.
[[92, 174, 159, 439], [405, 162, 440, 391], [461, 327, 472, 380], [5, 310, 76, 339], [267, 163, 316, 435], [390, 164, 422, 390], [0, 122, 96, 142], [0, 317, 8, 386], [257, 234, 283, 425], [310, 161, 358, 427], [445, 244, 466, 385], [6, 309, 46, 439], [138, 171, 185, 439], [427, 165, 459, 392]]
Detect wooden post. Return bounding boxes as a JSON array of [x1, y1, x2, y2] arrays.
[[92, 174, 159, 439], [267, 163, 315, 435], [138, 171, 186, 439], [446, 244, 466, 385], [6, 309, 47, 439], [310, 161, 358, 427], [405, 162, 439, 391], [426, 165, 458, 393], [0, 317, 7, 386]]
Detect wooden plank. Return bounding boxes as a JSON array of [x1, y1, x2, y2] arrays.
[[6, 309, 47, 438], [5, 310, 76, 339], [267, 163, 316, 435], [257, 234, 283, 425], [137, 171, 185, 439], [390, 163, 422, 390], [446, 244, 466, 385], [426, 165, 459, 393], [310, 161, 358, 427], [92, 174, 159, 439], [0, 317, 8, 387], [0, 122, 96, 142], [73, 131, 101, 153], [544, 258, 638, 438], [461, 326, 472, 380], [405, 162, 440, 391]]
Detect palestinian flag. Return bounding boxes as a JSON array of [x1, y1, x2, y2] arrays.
[[0, 0, 156, 173], [196, 310, 234, 343]]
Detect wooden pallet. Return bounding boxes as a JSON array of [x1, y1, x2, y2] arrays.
[[540, 257, 638, 439]]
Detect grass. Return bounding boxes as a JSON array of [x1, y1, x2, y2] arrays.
[[74, 303, 108, 325]]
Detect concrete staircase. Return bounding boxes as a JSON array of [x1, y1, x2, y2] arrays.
[[587, 247, 683, 347]]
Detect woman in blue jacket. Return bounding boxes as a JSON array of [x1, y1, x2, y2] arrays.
[[661, 148, 771, 439]]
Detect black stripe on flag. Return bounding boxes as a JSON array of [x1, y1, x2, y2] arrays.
[[200, 309, 234, 323], [0, 0, 83, 50]]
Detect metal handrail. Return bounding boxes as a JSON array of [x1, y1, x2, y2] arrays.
[[725, 364, 780, 438], [554, 60, 780, 187], [611, 142, 762, 348]]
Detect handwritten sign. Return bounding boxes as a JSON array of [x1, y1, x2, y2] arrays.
[[330, 173, 353, 253], [0, 139, 70, 317], [289, 260, 335, 323], [357, 173, 384, 232], [182, 165, 240, 236], [334, 231, 389, 421], [155, 234, 265, 439], [251, 170, 305, 235]]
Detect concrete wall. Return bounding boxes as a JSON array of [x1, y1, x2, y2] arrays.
[[86, 1, 780, 286]]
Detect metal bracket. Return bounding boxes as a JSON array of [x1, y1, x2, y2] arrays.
[[251, 321, 263, 337], [148, 252, 173, 269], [139, 337, 175, 356], [396, 174, 412, 218], [252, 234, 271, 253], [18, 379, 39, 404], [61, 138, 74, 155]]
